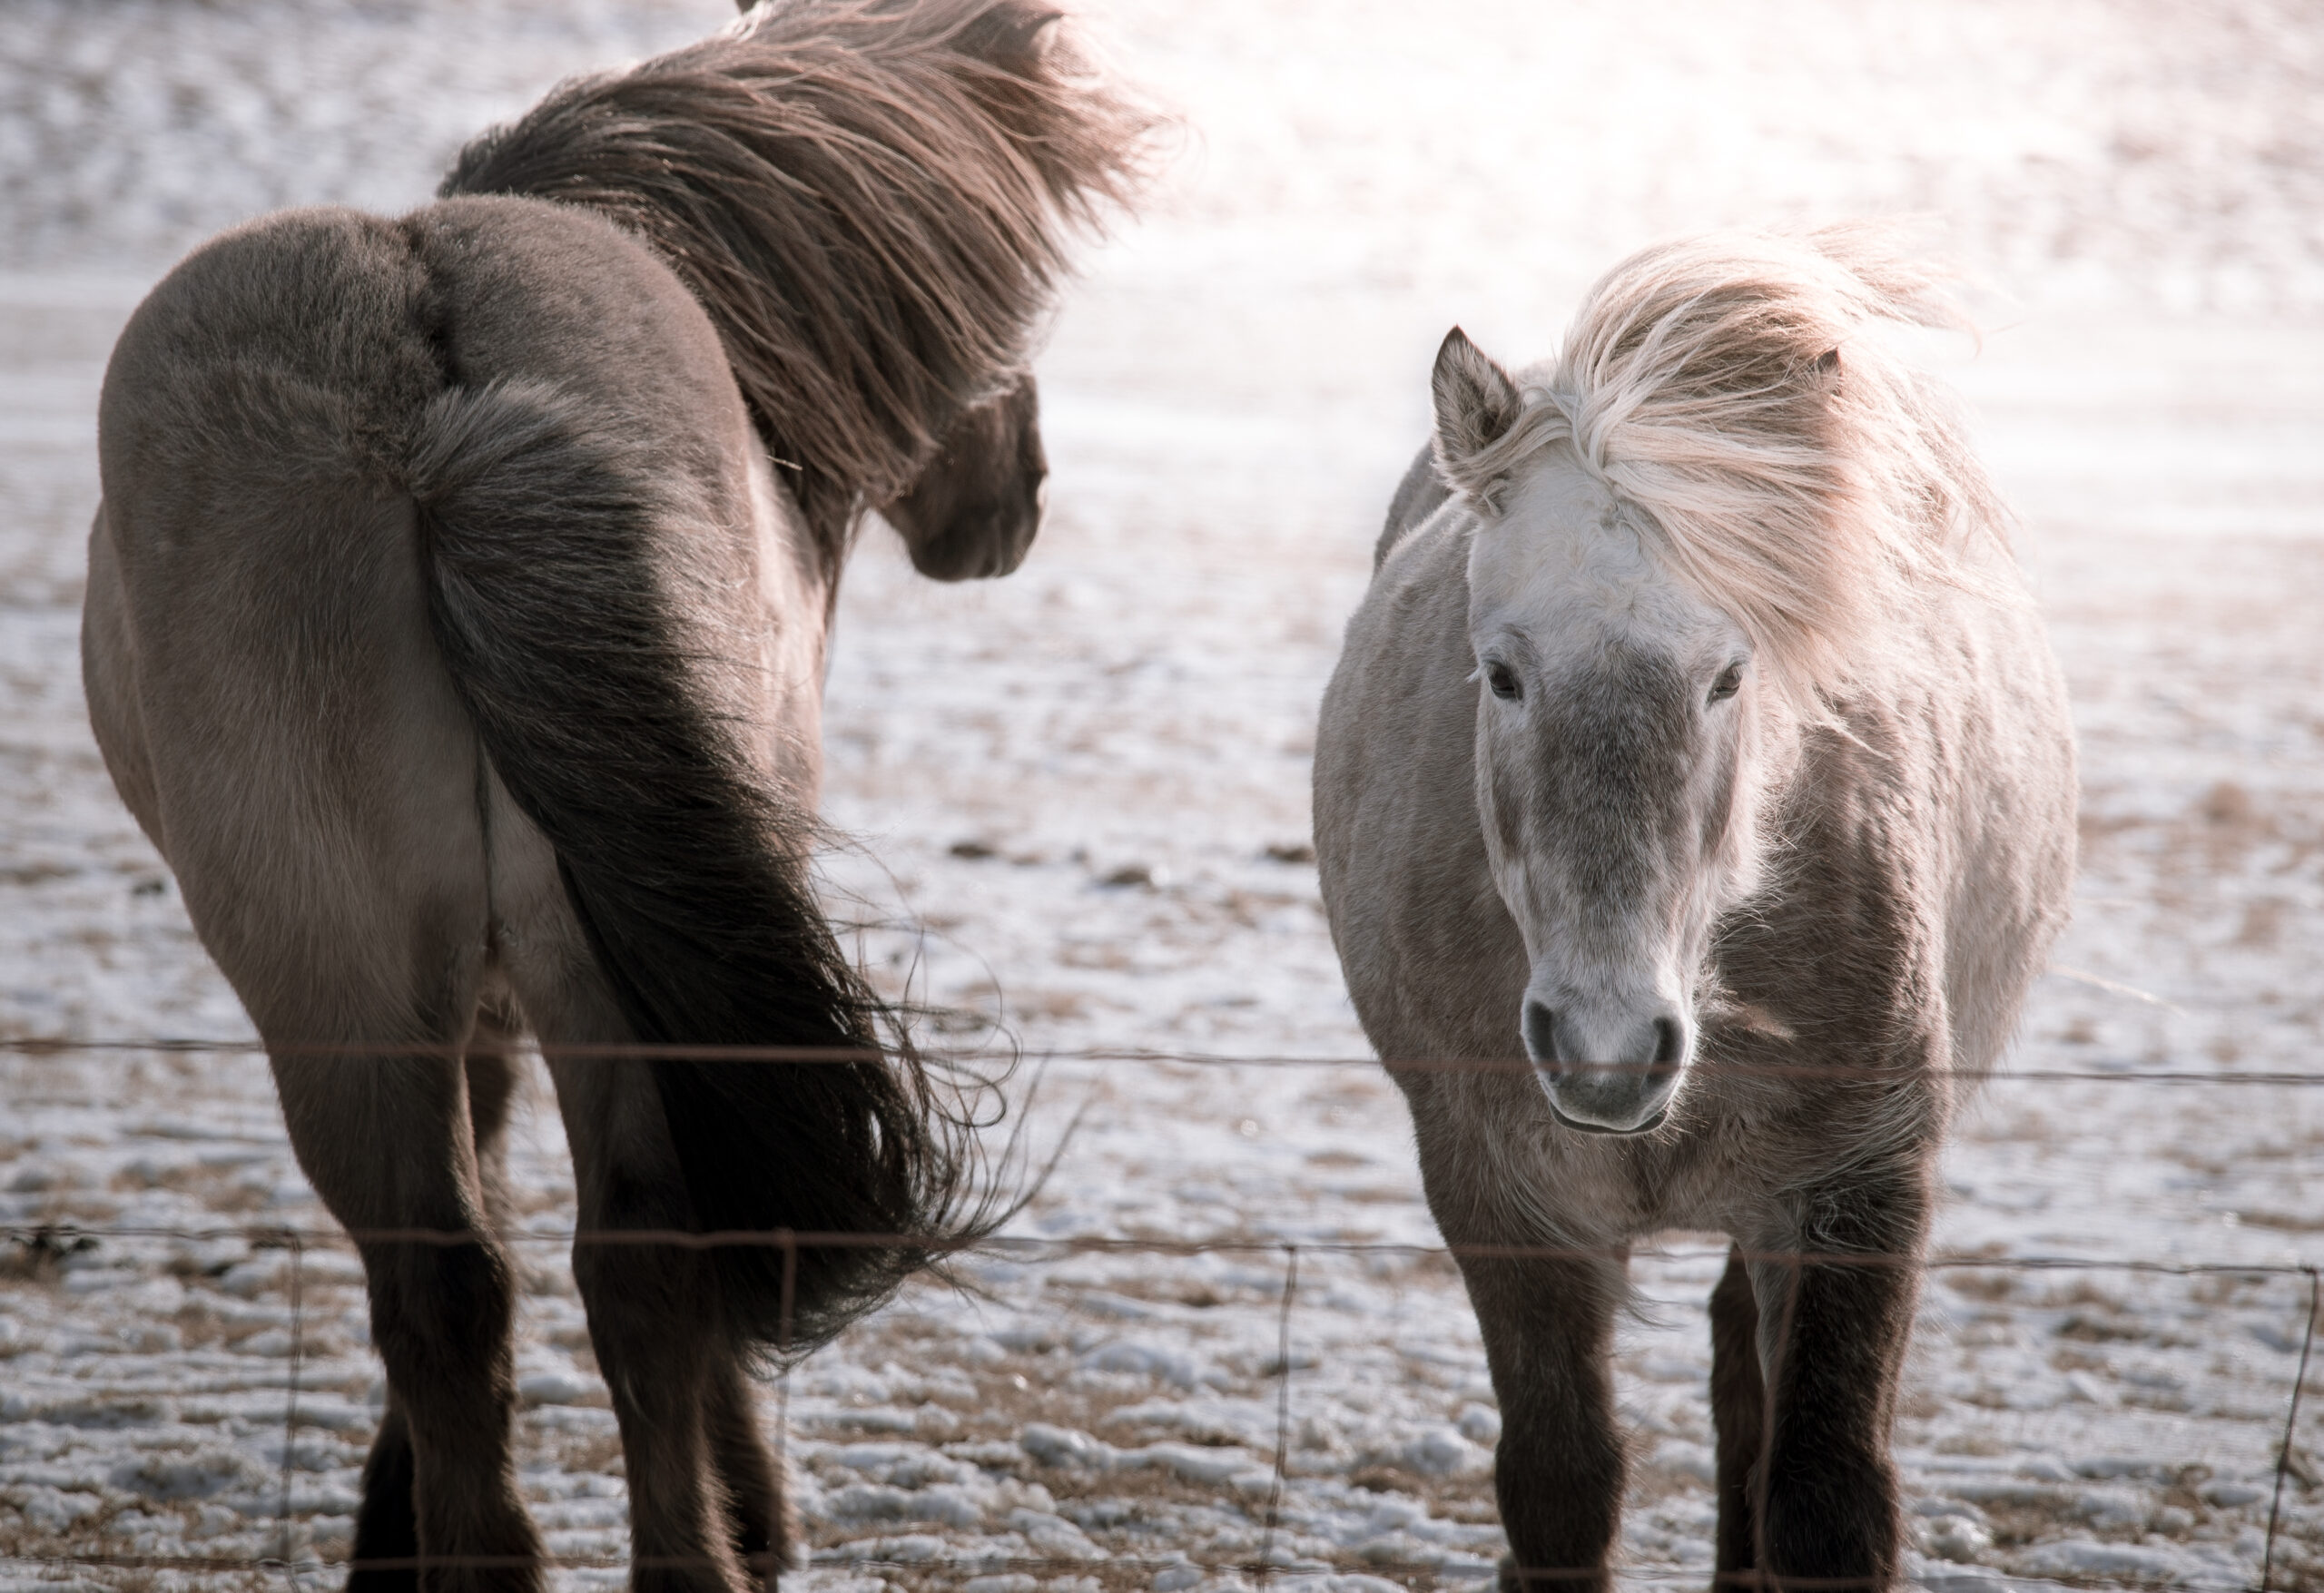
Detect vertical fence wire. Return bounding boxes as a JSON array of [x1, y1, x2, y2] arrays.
[[275, 1229, 307, 1588], [2260, 1265, 2320, 1593], [776, 1227, 798, 1548], [1256, 1242, 1300, 1586]]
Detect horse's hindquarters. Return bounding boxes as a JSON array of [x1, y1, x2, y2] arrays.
[[81, 502, 162, 856], [91, 210, 563, 1584]]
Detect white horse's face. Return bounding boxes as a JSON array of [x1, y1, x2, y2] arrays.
[[1465, 454, 1762, 1134]]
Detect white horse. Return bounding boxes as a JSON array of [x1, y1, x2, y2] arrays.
[[1315, 229, 2075, 1591]]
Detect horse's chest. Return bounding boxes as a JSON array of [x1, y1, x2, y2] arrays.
[[1521, 1125, 1762, 1242]]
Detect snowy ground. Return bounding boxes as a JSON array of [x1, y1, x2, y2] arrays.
[[3, 1, 2321, 1589]]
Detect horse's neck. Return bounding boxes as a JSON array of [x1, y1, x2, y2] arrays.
[[719, 444, 839, 809]]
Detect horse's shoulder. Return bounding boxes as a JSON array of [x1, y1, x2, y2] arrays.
[[1318, 496, 1516, 1064], [1324, 501, 1474, 760], [1374, 442, 1452, 570]]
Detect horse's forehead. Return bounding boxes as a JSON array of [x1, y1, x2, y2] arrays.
[[1467, 456, 1727, 657]]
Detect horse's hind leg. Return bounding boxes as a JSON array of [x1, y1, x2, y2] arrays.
[[1709, 1244, 1765, 1584], [275, 1039, 543, 1593], [352, 1391, 419, 1591], [341, 998, 528, 1591], [490, 774, 772, 1592], [707, 1360, 792, 1584], [466, 996, 528, 1237], [542, 1046, 762, 1593]]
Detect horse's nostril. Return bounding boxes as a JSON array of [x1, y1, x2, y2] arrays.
[[1521, 999, 1560, 1067], [1651, 1015, 1684, 1067]]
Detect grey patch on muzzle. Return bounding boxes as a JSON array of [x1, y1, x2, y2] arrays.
[[1522, 997, 1687, 1134]]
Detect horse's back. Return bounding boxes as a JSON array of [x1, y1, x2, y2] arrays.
[[1374, 443, 1451, 571]]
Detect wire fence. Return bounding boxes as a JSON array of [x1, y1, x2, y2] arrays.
[[2, 1042, 2319, 1591], [5, 1034, 2320, 1087]]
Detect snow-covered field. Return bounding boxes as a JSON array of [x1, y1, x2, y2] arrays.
[[3, 2, 2321, 1588]]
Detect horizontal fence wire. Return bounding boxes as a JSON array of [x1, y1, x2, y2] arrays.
[[7, 1032, 2324, 1086], [2, 1038, 2319, 1590], [5, 1220, 2320, 1275], [0, 1549, 2280, 1589], [0, 1550, 2295, 1591]]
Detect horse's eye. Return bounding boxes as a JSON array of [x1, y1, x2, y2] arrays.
[[1485, 661, 1522, 701], [1708, 663, 1744, 704]]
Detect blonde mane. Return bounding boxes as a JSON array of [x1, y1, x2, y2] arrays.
[[1441, 226, 2013, 713]]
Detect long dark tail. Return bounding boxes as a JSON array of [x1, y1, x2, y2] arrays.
[[407, 378, 971, 1355]]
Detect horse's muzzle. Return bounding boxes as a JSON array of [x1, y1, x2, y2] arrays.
[[1522, 997, 1688, 1134]]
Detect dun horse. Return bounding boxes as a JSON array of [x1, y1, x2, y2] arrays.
[[1316, 231, 2075, 1591], [83, 3, 1142, 1587]]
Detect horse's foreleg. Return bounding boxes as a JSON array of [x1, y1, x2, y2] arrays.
[[547, 1054, 752, 1593], [1410, 1090, 1625, 1592], [1458, 1244, 1626, 1593], [273, 1053, 542, 1593], [351, 1393, 418, 1589], [1409, 1124, 1623, 1593], [1742, 1189, 1926, 1593], [1709, 1244, 1766, 1584]]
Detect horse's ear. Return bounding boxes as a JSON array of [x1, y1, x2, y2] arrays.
[[1431, 327, 1522, 505], [957, 3, 1067, 71]]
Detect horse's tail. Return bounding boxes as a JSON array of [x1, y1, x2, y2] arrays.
[[406, 376, 974, 1357]]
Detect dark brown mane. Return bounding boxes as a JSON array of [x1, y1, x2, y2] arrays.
[[442, 0, 1147, 558]]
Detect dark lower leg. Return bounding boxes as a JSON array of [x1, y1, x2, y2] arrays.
[[547, 1050, 760, 1591], [362, 1231, 543, 1593], [1462, 1253, 1626, 1593], [576, 1241, 741, 1592], [1709, 1245, 1765, 1588], [274, 1052, 541, 1593], [350, 1397, 418, 1593], [706, 1357, 791, 1585], [1745, 1227, 1921, 1591], [1403, 1096, 1627, 1593]]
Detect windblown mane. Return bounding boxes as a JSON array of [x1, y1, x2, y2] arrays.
[[443, 0, 1147, 556], [1441, 227, 2012, 712]]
